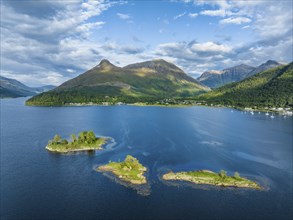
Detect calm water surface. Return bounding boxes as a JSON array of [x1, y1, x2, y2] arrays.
[[1, 98, 292, 219]]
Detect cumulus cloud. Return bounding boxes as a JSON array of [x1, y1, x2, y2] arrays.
[[1, 0, 292, 86], [191, 42, 232, 53], [155, 40, 234, 76], [219, 16, 251, 25], [0, 0, 118, 86], [172, 0, 292, 74]]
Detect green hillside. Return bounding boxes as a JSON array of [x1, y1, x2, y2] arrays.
[[26, 59, 209, 106], [199, 62, 293, 108]]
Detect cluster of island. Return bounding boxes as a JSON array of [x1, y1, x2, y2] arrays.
[[46, 131, 262, 194]]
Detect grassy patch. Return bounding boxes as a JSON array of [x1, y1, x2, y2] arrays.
[[97, 155, 147, 185], [162, 170, 261, 189]]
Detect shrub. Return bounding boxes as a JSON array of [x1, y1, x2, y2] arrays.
[[234, 172, 241, 179], [219, 170, 227, 178]]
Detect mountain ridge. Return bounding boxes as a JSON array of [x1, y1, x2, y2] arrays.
[[199, 62, 293, 108], [0, 76, 55, 98], [26, 59, 209, 106], [197, 60, 283, 88]]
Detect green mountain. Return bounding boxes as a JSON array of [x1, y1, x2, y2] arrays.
[[26, 59, 209, 106], [197, 60, 282, 88], [0, 76, 55, 98], [197, 64, 255, 88], [199, 62, 293, 108]]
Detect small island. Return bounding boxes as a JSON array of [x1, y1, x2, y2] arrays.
[[162, 170, 261, 190], [97, 155, 147, 185], [46, 131, 108, 153]]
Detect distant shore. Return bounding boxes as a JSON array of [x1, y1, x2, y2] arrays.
[[26, 99, 292, 115]]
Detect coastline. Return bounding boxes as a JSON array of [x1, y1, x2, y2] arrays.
[[96, 155, 148, 185], [46, 137, 109, 153], [162, 170, 262, 190], [26, 99, 292, 115], [46, 145, 103, 153]]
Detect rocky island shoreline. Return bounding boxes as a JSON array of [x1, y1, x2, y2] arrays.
[[162, 170, 261, 190], [46, 131, 109, 153]]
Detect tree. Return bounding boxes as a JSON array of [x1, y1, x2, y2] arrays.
[[86, 131, 96, 143], [61, 139, 68, 145], [71, 134, 77, 143], [78, 131, 87, 143], [234, 172, 241, 179], [53, 134, 61, 144], [219, 170, 227, 179]]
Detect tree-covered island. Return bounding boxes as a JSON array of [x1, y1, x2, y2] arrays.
[[97, 155, 147, 185], [162, 170, 261, 190], [46, 131, 108, 153]]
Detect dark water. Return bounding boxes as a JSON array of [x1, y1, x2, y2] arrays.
[[1, 97, 292, 220]]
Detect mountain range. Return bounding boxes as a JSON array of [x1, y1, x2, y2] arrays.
[[0, 76, 55, 98], [199, 62, 293, 108], [197, 60, 282, 88], [26, 59, 209, 106]]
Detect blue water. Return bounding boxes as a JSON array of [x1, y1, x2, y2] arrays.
[[1, 97, 292, 220]]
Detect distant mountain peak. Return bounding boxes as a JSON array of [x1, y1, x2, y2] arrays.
[[26, 59, 209, 105], [264, 60, 279, 65], [152, 58, 168, 63], [99, 59, 112, 65], [124, 59, 178, 70], [96, 59, 117, 70], [197, 64, 255, 88]]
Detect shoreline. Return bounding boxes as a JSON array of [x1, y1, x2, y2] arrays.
[[46, 145, 103, 153], [25, 95, 293, 116], [28, 101, 292, 115], [46, 136, 110, 153], [96, 155, 148, 185], [162, 170, 262, 190]]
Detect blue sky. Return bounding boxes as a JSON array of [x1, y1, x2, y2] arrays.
[[1, 0, 292, 86]]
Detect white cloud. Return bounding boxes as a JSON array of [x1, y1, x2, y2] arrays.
[[117, 13, 131, 20], [188, 13, 198, 18], [2, 71, 71, 87], [200, 9, 227, 17], [1, 0, 292, 85], [191, 42, 232, 53], [253, 3, 293, 38], [174, 12, 186, 20], [66, 69, 75, 73], [0, 0, 116, 86], [219, 17, 251, 25]]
